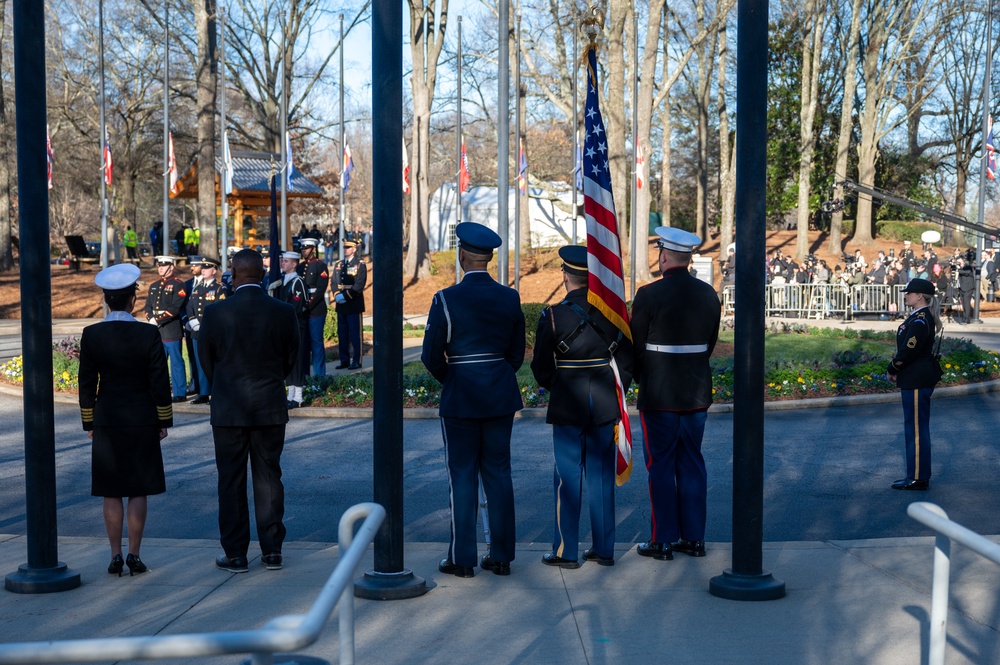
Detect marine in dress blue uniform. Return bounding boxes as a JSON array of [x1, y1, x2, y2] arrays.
[[185, 257, 226, 405], [421, 222, 526, 577], [331, 240, 367, 370], [630, 227, 721, 560], [144, 256, 188, 401], [887, 278, 940, 490], [531, 245, 632, 568], [182, 257, 204, 397]]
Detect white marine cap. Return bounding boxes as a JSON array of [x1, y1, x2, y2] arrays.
[[280, 251, 301, 260], [94, 263, 141, 292], [153, 255, 176, 265], [654, 226, 702, 253], [299, 237, 320, 248]]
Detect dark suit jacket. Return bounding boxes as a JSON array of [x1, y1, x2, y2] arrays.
[[79, 320, 173, 430], [198, 284, 300, 427]]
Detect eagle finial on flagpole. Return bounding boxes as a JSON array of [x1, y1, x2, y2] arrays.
[[581, 5, 604, 49]]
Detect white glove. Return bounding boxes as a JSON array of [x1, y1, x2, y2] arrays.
[[335, 293, 347, 305], [189, 317, 200, 332]]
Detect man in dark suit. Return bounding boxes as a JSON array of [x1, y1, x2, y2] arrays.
[[198, 249, 300, 573], [421, 222, 526, 578], [630, 226, 721, 561], [531, 245, 632, 569]]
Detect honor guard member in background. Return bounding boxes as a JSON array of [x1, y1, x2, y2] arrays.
[[182, 257, 204, 397], [332, 239, 367, 370], [887, 278, 942, 490], [297, 237, 329, 376], [531, 245, 633, 569], [186, 258, 226, 405], [273, 250, 309, 408], [421, 222, 526, 578], [630, 227, 721, 561], [144, 256, 188, 402]]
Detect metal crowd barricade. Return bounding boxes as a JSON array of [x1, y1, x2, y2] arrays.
[[0, 502, 386, 665], [907, 502, 1000, 665], [724, 282, 908, 320]]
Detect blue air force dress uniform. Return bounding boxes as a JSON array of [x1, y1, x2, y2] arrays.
[[630, 227, 721, 560], [530, 246, 633, 567], [144, 256, 188, 401], [421, 222, 526, 577], [887, 278, 940, 490], [185, 257, 226, 404]]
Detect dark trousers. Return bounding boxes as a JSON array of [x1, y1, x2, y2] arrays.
[[337, 311, 362, 365], [287, 323, 308, 386], [441, 415, 516, 567], [901, 388, 933, 481], [306, 316, 326, 376], [192, 338, 209, 397], [185, 333, 199, 395], [551, 422, 616, 560], [212, 424, 287, 558], [640, 409, 708, 544]]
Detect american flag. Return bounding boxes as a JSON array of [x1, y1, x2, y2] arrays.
[[987, 116, 996, 182], [46, 125, 53, 190], [583, 45, 633, 485], [341, 143, 354, 192], [102, 134, 113, 187], [459, 137, 471, 193]]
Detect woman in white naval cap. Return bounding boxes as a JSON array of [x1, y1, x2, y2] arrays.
[[79, 264, 173, 576]]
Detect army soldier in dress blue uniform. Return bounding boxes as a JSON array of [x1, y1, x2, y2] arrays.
[[297, 237, 329, 376], [887, 278, 942, 490], [531, 245, 633, 569], [331, 239, 367, 370], [182, 256, 204, 397], [272, 250, 309, 408], [421, 222, 526, 578], [630, 227, 721, 561], [186, 257, 226, 405], [144, 256, 188, 402]]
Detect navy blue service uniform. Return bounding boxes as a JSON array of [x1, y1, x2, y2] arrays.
[[888, 278, 940, 489], [531, 247, 632, 566], [332, 241, 367, 369], [185, 258, 226, 404], [422, 223, 525, 576], [630, 227, 720, 560], [274, 251, 310, 403]]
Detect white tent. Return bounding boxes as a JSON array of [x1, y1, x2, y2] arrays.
[[427, 182, 583, 251]]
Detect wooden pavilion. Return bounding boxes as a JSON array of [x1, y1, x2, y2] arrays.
[[170, 150, 325, 250]]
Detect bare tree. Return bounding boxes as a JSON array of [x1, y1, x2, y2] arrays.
[[0, 0, 13, 270], [194, 0, 218, 258], [716, 10, 735, 255], [794, 0, 829, 259], [828, 0, 863, 253]]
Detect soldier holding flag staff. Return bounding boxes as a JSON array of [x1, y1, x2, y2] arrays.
[[331, 239, 367, 370], [297, 237, 329, 376], [144, 256, 187, 402]]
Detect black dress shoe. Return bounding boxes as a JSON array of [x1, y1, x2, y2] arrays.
[[125, 553, 148, 576], [262, 553, 283, 570], [216, 554, 249, 573], [891, 478, 929, 490], [191, 395, 210, 405], [541, 552, 581, 569], [582, 548, 615, 566], [348, 362, 361, 370], [108, 553, 124, 576], [670, 539, 706, 557], [438, 558, 474, 578], [480, 554, 511, 576], [637, 541, 673, 560], [334, 363, 350, 370], [286, 400, 300, 410], [172, 396, 187, 403]]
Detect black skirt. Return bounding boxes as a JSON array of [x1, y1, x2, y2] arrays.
[[91, 426, 166, 498]]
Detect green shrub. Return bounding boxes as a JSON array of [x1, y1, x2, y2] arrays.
[[521, 302, 548, 348], [875, 220, 943, 244]]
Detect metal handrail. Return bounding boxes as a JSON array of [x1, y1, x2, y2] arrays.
[[907, 501, 1000, 665], [0, 502, 386, 665]]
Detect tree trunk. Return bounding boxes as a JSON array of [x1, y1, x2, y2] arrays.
[[717, 16, 735, 256], [795, 0, 828, 259], [694, 1, 714, 241], [829, 0, 863, 254], [0, 0, 13, 271], [605, 0, 629, 244], [195, 0, 219, 259], [659, 99, 672, 228]]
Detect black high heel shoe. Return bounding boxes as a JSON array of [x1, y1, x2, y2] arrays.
[[108, 554, 124, 576], [125, 553, 148, 576]]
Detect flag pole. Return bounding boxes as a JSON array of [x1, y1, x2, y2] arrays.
[[513, 12, 521, 293], [455, 15, 463, 286], [629, 8, 638, 299], [219, 6, 229, 267], [99, 0, 108, 268], [162, 0, 170, 258], [571, 9, 578, 245], [975, 0, 994, 324], [279, 13, 288, 252], [338, 14, 345, 263], [497, 0, 510, 285]]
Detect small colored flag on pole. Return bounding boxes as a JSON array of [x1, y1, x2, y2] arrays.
[[518, 140, 528, 195], [102, 134, 113, 187], [635, 137, 645, 190], [46, 125, 54, 190], [269, 163, 281, 285], [459, 137, 471, 193], [403, 138, 411, 194], [168, 132, 179, 195], [574, 141, 583, 193], [222, 131, 233, 195], [583, 43, 633, 486], [987, 116, 996, 182], [286, 131, 295, 189], [340, 143, 354, 193]]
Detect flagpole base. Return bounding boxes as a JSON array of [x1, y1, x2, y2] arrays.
[[709, 568, 785, 601]]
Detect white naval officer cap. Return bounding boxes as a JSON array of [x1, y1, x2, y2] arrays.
[[280, 251, 301, 260], [654, 226, 702, 253], [94, 263, 141, 293]]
